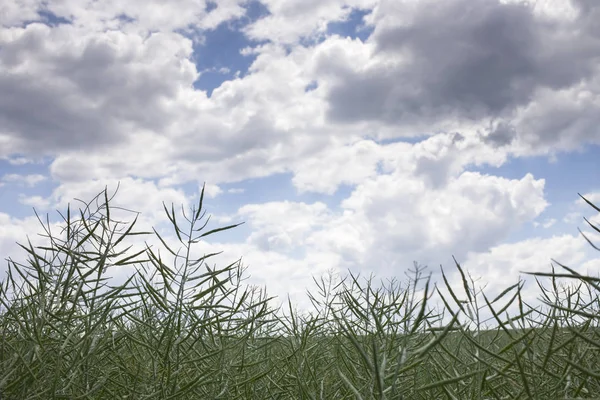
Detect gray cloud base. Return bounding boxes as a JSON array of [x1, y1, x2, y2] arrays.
[[326, 0, 600, 152]]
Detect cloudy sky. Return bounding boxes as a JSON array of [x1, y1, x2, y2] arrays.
[[1, 0, 600, 314]]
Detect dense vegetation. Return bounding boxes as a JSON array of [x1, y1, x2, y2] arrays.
[[0, 184, 598, 399]]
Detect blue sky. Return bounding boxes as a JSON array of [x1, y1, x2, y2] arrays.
[[1, 0, 599, 312]]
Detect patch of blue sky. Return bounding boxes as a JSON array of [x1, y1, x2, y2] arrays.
[[304, 81, 318, 93], [20, 8, 71, 28], [190, 0, 270, 97], [114, 14, 136, 24], [205, 1, 218, 13], [326, 7, 374, 42]]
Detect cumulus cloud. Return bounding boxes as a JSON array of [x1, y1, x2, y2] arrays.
[[318, 0, 600, 154], [1, 0, 247, 32], [0, 0, 44, 27], [512, 79, 600, 155], [2, 0, 599, 189], [430, 185, 600, 325], [291, 139, 389, 194], [46, 178, 191, 227], [0, 213, 64, 273], [244, 0, 376, 44], [0, 21, 333, 187], [292, 131, 509, 195], [239, 200, 331, 252], [18, 194, 51, 209], [238, 164, 549, 284], [1, 173, 46, 187], [0, 23, 201, 156], [533, 218, 557, 229], [330, 171, 548, 274]]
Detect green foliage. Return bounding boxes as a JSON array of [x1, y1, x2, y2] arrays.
[[0, 184, 599, 399]]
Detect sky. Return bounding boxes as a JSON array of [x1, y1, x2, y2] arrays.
[[1, 0, 600, 318]]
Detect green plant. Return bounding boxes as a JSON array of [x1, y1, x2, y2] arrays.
[[0, 184, 598, 399]]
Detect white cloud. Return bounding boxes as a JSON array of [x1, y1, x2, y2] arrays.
[[326, 171, 548, 275], [2, 0, 599, 190], [18, 194, 51, 209], [463, 234, 589, 296], [0, 178, 241, 299], [201, 183, 223, 198], [317, 0, 600, 156], [244, 0, 376, 44], [0, 24, 199, 158], [425, 200, 600, 327], [511, 79, 600, 156], [47, 178, 191, 228], [1, 173, 46, 187], [0, 212, 64, 274], [533, 218, 557, 228], [0, 0, 43, 27], [291, 139, 388, 194], [563, 211, 582, 224], [204, 241, 344, 310], [239, 200, 331, 253], [577, 191, 600, 206], [580, 257, 600, 277], [238, 164, 549, 287], [17, 0, 247, 33]]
